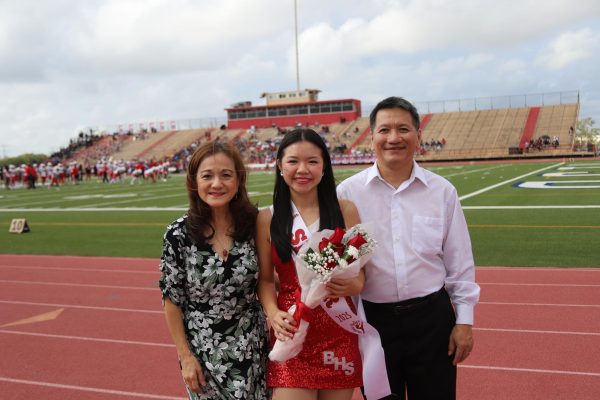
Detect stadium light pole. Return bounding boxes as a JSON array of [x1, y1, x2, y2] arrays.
[[294, 0, 300, 92]]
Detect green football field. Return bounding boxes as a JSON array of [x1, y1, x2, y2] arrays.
[[1, 159, 599, 267]]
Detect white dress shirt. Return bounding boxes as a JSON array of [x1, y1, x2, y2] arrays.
[[337, 161, 480, 325]]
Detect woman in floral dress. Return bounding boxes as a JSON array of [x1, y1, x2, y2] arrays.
[[160, 142, 270, 399]]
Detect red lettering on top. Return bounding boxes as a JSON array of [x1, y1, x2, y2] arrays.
[[291, 229, 307, 252]]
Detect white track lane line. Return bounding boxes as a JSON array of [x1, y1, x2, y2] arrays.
[[479, 301, 600, 308], [0, 329, 174, 347], [0, 265, 158, 274], [475, 327, 600, 336], [477, 266, 600, 271], [478, 282, 600, 287], [0, 280, 156, 291], [14, 278, 598, 290], [0, 377, 184, 399], [0, 300, 162, 314], [459, 364, 600, 377]]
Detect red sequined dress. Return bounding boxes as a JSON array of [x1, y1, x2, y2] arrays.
[[266, 242, 363, 389]]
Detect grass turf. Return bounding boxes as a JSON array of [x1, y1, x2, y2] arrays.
[[1, 159, 598, 267]]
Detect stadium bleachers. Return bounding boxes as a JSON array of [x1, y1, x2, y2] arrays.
[[109, 129, 209, 161], [63, 101, 585, 167], [341, 118, 371, 152], [533, 103, 578, 150], [415, 103, 579, 160]]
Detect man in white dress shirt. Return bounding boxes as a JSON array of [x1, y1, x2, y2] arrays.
[[337, 97, 480, 400]]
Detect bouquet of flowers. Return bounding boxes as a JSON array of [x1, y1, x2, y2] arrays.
[[269, 224, 377, 362]]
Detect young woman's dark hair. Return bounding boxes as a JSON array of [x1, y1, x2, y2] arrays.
[[185, 141, 257, 245], [271, 128, 344, 262]]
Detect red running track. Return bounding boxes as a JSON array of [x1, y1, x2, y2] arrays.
[[0, 255, 599, 399]]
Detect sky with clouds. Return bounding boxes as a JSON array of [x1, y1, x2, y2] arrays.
[[1, 0, 599, 158]]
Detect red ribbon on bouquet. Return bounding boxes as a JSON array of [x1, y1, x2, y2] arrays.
[[292, 288, 313, 326]]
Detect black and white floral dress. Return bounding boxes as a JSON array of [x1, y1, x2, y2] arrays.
[[159, 216, 270, 400]]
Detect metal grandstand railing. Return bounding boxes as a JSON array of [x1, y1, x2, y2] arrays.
[[363, 90, 580, 116], [90, 90, 579, 136]]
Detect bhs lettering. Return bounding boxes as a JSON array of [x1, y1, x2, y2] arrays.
[[323, 351, 354, 376]]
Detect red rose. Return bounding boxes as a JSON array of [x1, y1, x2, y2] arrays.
[[324, 259, 337, 270], [318, 238, 330, 252], [318, 240, 345, 259], [347, 233, 367, 250], [332, 244, 345, 257], [329, 228, 346, 245], [318, 228, 346, 254]]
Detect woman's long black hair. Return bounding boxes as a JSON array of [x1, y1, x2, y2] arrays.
[[271, 128, 344, 262]]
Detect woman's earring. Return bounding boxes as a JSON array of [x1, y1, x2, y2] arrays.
[[280, 171, 283, 176]]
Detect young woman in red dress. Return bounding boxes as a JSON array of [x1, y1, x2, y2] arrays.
[[257, 129, 364, 400]]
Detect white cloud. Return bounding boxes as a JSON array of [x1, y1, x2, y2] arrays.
[[0, 0, 599, 157], [295, 0, 600, 60], [535, 28, 600, 70], [71, 0, 291, 74], [496, 59, 528, 74], [437, 54, 495, 73]]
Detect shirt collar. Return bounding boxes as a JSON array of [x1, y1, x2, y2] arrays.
[[366, 160, 430, 188], [412, 161, 429, 187], [365, 163, 380, 185]]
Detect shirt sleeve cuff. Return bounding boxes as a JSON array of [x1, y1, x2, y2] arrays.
[[454, 304, 474, 325]]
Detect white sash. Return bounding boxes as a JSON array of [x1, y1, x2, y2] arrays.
[[290, 202, 392, 399]]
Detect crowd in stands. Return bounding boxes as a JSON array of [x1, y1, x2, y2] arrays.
[[49, 131, 103, 162], [74, 135, 130, 166], [524, 135, 560, 152], [414, 137, 446, 156], [49, 128, 160, 165]]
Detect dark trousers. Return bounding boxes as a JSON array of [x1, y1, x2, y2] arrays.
[[362, 288, 456, 400]]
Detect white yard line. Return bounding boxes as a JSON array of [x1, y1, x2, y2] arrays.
[[444, 164, 509, 178], [82, 192, 184, 207], [459, 162, 564, 201], [464, 205, 600, 209], [0, 185, 180, 208], [0, 207, 187, 211], [5, 162, 599, 211], [5, 204, 600, 211]]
